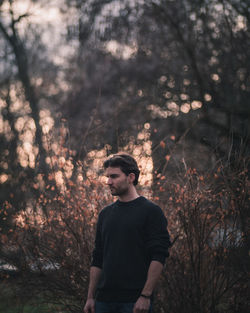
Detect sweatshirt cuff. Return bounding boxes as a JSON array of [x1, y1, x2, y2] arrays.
[[151, 254, 167, 265], [91, 260, 103, 268]]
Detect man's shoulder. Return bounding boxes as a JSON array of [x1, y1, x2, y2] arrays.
[[140, 196, 161, 210], [134, 197, 164, 219], [99, 201, 117, 216]]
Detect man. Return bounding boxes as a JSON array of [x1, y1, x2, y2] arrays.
[[84, 153, 171, 313]]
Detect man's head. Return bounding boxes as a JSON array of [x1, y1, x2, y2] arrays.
[[103, 153, 140, 186], [103, 153, 140, 197]]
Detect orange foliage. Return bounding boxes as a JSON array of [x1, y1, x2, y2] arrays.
[[1, 138, 249, 313], [160, 141, 166, 148]]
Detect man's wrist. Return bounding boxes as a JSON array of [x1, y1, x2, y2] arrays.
[[140, 293, 151, 299], [87, 293, 95, 300]]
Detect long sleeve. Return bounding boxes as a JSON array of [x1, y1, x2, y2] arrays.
[[91, 213, 103, 268], [145, 205, 171, 265]]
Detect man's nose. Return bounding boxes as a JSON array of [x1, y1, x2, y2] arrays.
[[107, 178, 112, 185]]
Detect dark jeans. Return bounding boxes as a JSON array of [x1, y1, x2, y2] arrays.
[[95, 301, 153, 313]]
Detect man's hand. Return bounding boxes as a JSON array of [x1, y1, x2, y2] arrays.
[[133, 297, 151, 313], [84, 298, 95, 313]]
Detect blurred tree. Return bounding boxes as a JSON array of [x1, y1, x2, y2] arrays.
[[0, 0, 60, 234], [59, 1, 147, 153], [1, 0, 248, 204], [140, 0, 250, 173], [0, 1, 47, 173], [60, 0, 249, 176]]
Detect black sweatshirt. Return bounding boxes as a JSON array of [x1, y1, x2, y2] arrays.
[[91, 196, 171, 302]]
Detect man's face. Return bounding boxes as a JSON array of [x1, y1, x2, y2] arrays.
[[105, 166, 131, 196]]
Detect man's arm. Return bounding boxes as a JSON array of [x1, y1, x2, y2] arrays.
[[133, 260, 163, 313], [84, 266, 102, 313], [134, 203, 171, 313], [141, 260, 163, 296], [87, 266, 102, 299]]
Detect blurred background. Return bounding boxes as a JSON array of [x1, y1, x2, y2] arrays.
[[0, 0, 249, 312]]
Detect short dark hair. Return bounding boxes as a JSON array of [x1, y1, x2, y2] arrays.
[[103, 153, 140, 185]]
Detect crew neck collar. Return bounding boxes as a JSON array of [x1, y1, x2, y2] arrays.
[[116, 196, 144, 205]]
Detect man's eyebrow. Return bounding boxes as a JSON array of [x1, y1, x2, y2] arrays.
[[107, 174, 119, 177]]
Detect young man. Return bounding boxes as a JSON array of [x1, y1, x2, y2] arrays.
[[84, 153, 171, 313]]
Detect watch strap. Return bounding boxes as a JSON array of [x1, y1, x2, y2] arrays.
[[140, 294, 151, 299]]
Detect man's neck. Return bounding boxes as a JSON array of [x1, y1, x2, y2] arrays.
[[118, 188, 139, 202]]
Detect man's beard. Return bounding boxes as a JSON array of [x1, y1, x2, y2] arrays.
[[110, 186, 129, 196]]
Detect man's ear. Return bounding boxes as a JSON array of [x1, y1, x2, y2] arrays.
[[128, 173, 135, 184]]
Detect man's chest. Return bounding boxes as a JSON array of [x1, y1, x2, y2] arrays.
[[101, 207, 147, 241]]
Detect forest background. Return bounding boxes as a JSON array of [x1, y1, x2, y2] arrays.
[[0, 0, 249, 312]]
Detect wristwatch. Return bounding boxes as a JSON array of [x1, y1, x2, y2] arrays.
[[140, 294, 151, 299]]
